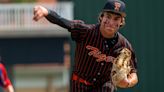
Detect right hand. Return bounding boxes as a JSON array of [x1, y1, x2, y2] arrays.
[[33, 5, 49, 21]]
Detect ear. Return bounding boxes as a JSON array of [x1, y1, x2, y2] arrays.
[[99, 16, 103, 21], [98, 12, 104, 23], [120, 17, 125, 27], [98, 15, 103, 23], [120, 22, 123, 25]]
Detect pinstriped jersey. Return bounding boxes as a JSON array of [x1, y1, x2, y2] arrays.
[[46, 10, 137, 86]]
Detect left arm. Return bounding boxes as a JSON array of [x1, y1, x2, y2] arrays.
[[113, 45, 138, 88], [117, 41, 138, 88]]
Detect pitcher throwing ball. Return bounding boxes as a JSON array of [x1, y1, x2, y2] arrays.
[[33, 0, 138, 91]]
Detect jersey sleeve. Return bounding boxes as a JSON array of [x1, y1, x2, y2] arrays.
[[123, 40, 138, 73], [112, 34, 138, 73], [45, 9, 94, 42], [69, 20, 95, 42], [128, 46, 137, 73], [0, 64, 12, 88], [121, 34, 137, 73]]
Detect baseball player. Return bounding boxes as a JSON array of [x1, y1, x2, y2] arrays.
[[33, 0, 138, 91], [0, 62, 14, 92]]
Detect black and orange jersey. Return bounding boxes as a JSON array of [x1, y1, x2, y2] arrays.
[[46, 10, 137, 86]]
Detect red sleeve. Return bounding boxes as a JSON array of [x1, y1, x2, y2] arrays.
[[0, 64, 12, 88]]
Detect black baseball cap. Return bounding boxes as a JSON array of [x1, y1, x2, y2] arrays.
[[103, 0, 126, 17]]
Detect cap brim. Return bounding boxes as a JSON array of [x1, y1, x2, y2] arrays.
[[103, 10, 126, 17]]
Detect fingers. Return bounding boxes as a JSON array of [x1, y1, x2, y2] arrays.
[[33, 10, 43, 21], [33, 6, 39, 21], [33, 6, 45, 21], [33, 6, 38, 14]]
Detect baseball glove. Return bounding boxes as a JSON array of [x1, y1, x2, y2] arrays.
[[111, 48, 132, 86]]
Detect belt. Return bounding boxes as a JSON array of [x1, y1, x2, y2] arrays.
[[72, 74, 93, 86]]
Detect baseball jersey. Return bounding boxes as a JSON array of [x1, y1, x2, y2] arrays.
[[46, 10, 137, 86], [0, 63, 12, 88]]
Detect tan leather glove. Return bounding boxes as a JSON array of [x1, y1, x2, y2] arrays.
[[111, 48, 132, 87]]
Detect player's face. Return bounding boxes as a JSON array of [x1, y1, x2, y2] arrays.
[[100, 12, 122, 38]]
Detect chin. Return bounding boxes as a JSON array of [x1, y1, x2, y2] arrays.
[[105, 32, 114, 37], [105, 30, 115, 35]]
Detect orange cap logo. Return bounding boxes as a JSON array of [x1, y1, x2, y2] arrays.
[[114, 2, 121, 11]]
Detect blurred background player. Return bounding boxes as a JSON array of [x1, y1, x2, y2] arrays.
[[0, 61, 14, 92]]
